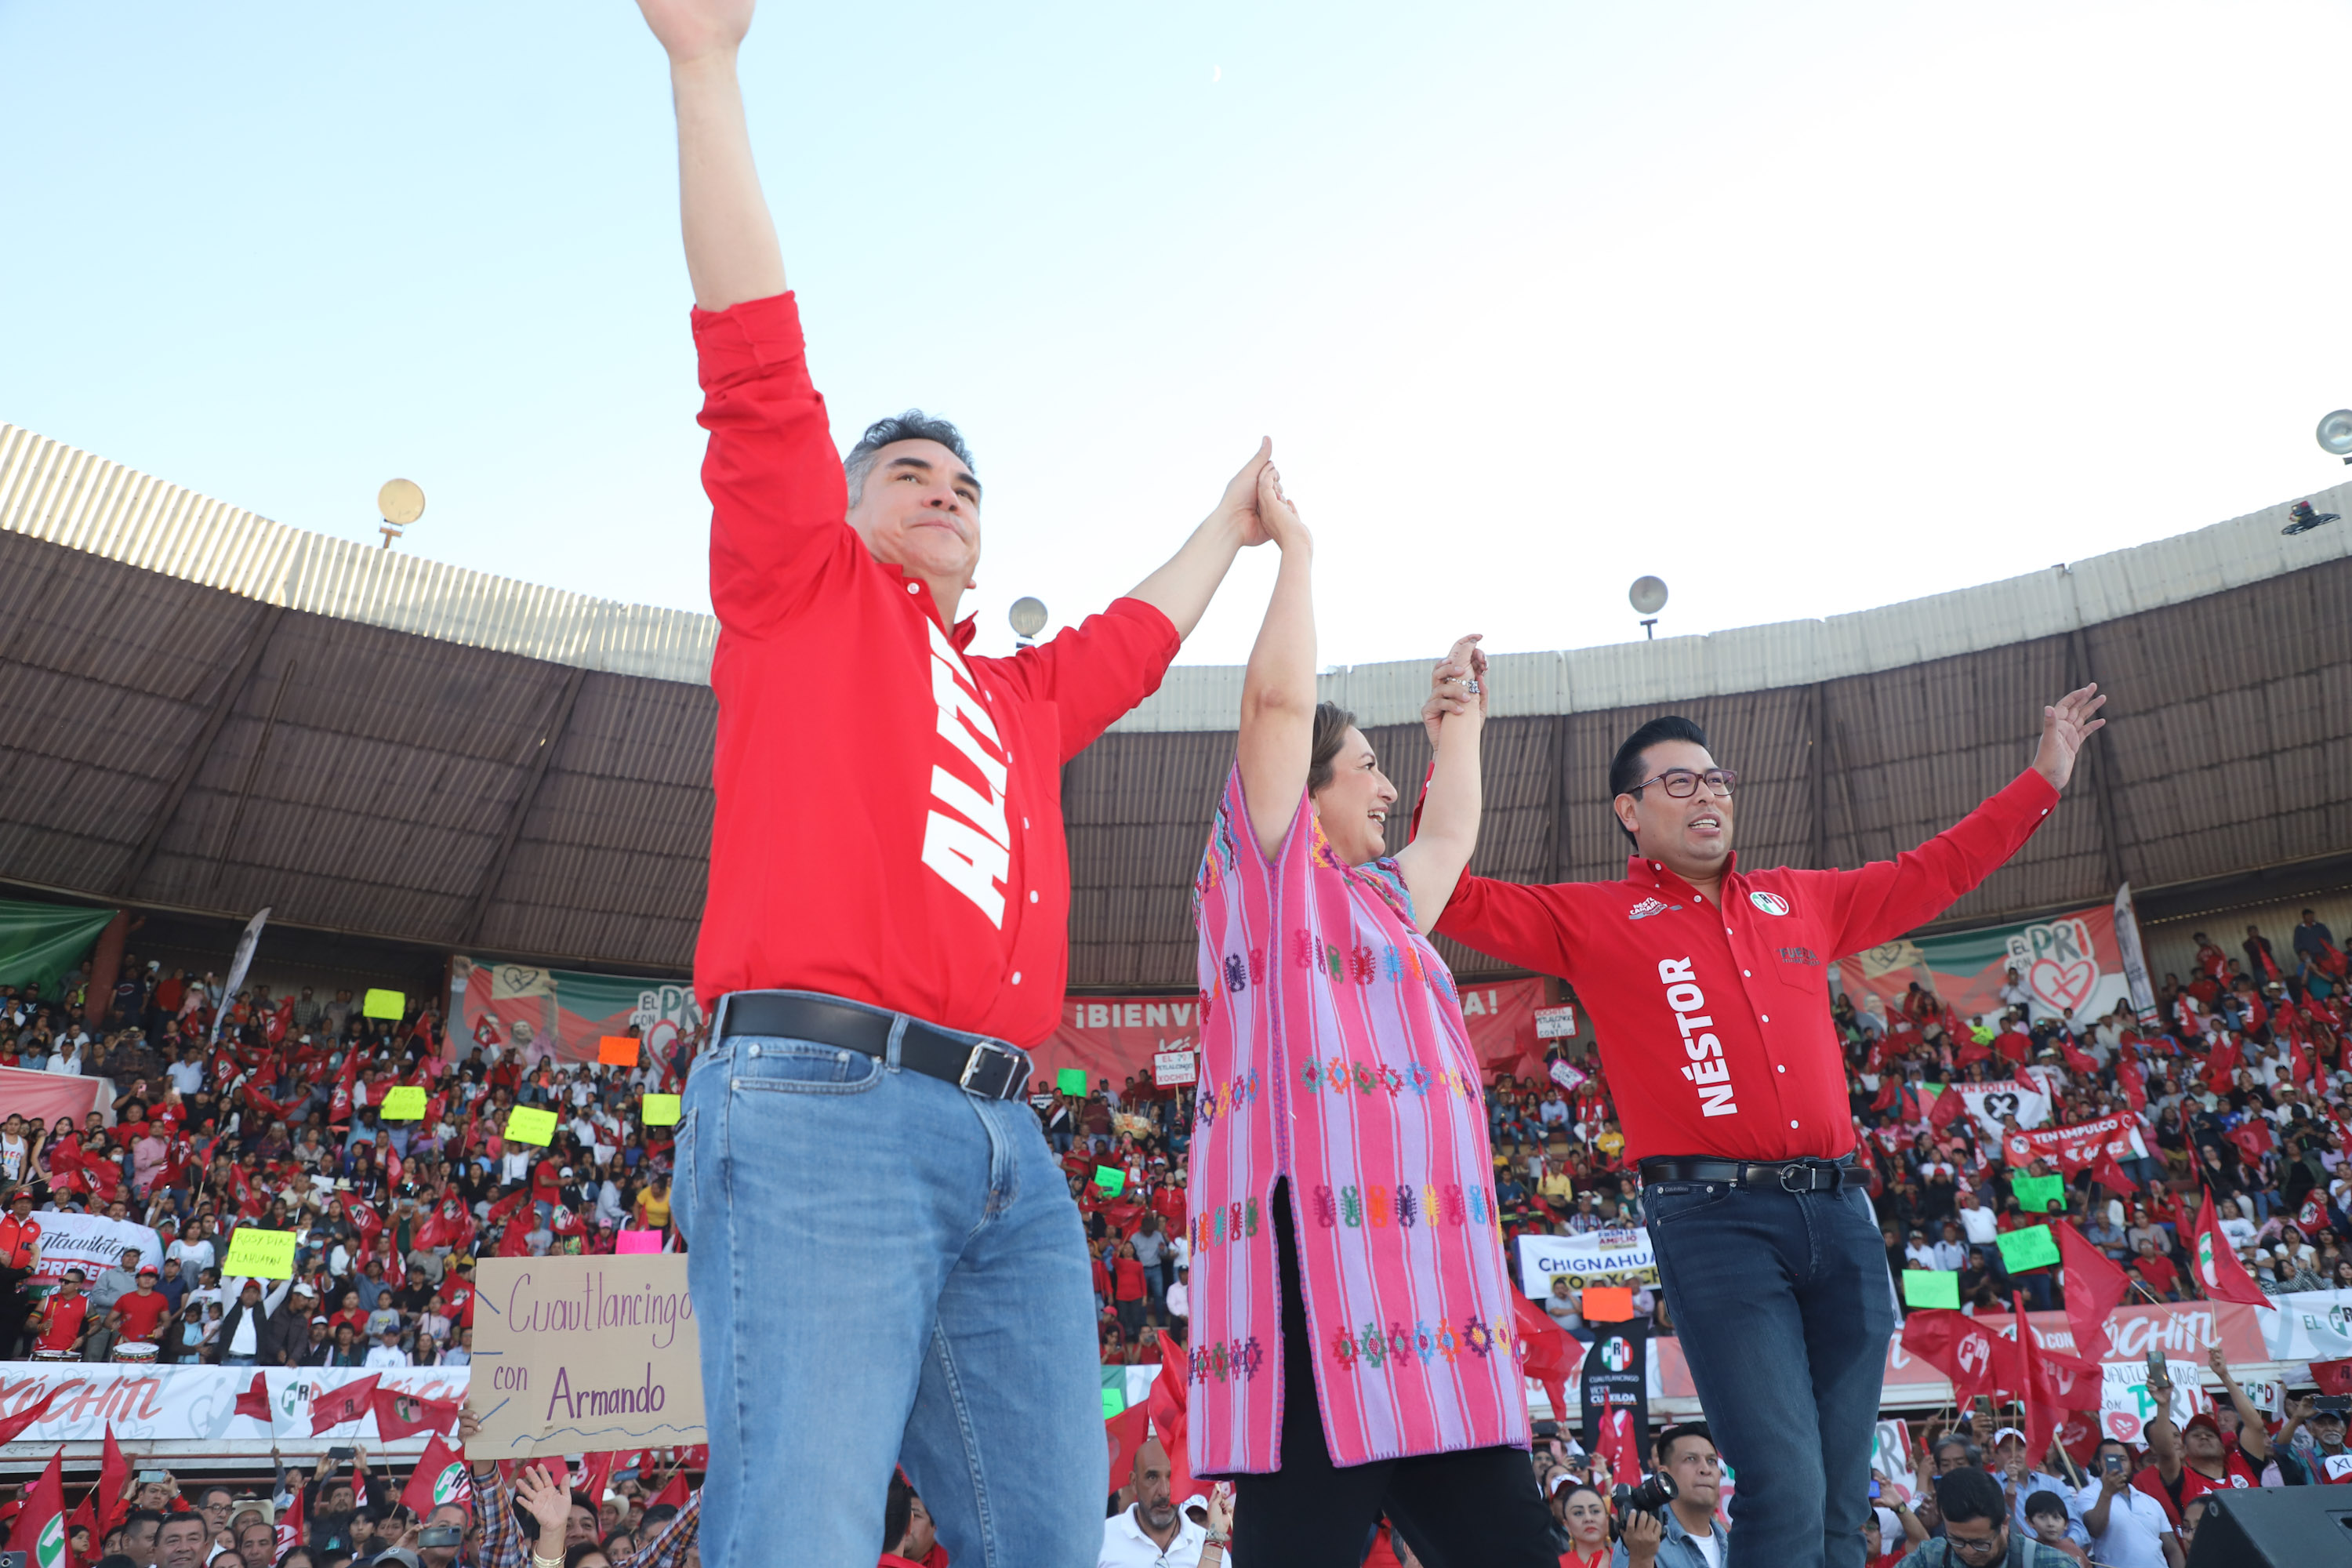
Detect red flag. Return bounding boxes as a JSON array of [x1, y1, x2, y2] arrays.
[[2012, 1294, 2043, 1465], [1870, 1076, 1899, 1113], [0, 1386, 69, 1447], [1145, 1334, 1196, 1510], [2187, 1192, 2270, 1308], [1929, 1085, 1969, 1131], [2312, 1359, 2352, 1397], [1900, 1308, 2009, 1403], [2055, 1219, 2131, 1360], [2202, 1035, 2242, 1087], [1996, 1031, 2030, 1067], [2089, 1152, 2139, 1200], [371, 1386, 463, 1441], [1957, 1035, 1993, 1069], [1592, 1396, 1647, 1483], [273, 1483, 306, 1560], [652, 1471, 690, 1511], [308, 1374, 383, 1435], [98, 1425, 132, 1534], [576, 1451, 618, 1512], [2227, 1120, 2273, 1166], [1512, 1293, 1581, 1443], [65, 1488, 96, 1548], [2059, 1038, 2097, 1075], [6, 1449, 66, 1565], [2116, 1053, 2147, 1113], [401, 1432, 476, 1519], [341, 1192, 383, 1247], [329, 1050, 358, 1127], [1105, 1402, 1151, 1486], [234, 1370, 273, 1424]]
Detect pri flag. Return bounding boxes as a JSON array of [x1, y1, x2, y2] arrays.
[[234, 1370, 273, 1423], [6, 1448, 67, 1568], [2054, 1220, 2132, 1360], [2187, 1195, 2270, 1308], [372, 1386, 463, 1441], [402, 1433, 476, 1519], [1900, 1309, 2008, 1404], [1579, 1324, 1650, 1457], [273, 1485, 306, 1562], [308, 1374, 383, 1435]]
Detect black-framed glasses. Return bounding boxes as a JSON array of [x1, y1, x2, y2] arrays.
[[1627, 768, 1737, 800], [1942, 1526, 2006, 1557]]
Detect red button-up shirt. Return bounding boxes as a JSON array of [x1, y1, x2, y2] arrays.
[[691, 293, 1180, 1045], [1436, 768, 2060, 1163]]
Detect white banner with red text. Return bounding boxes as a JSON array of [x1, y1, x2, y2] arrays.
[[0, 1367, 467, 1462], [2001, 1112, 2149, 1172]]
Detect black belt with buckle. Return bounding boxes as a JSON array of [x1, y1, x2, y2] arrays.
[[715, 990, 1033, 1102], [1638, 1154, 1857, 1193]]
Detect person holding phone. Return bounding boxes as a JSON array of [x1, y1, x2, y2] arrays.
[[1185, 463, 1545, 1562]]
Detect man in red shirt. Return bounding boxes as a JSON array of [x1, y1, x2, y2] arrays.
[[1433, 681, 2107, 1566], [2132, 1352, 2267, 1525], [110, 1265, 172, 1349], [33, 1269, 92, 1356], [632, 2, 1277, 1562]]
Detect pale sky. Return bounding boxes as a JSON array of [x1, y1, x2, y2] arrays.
[[5, 1, 2350, 666]]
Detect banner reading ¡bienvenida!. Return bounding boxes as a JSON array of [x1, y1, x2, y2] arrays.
[[451, 956, 702, 1069], [1844, 894, 2152, 1029]]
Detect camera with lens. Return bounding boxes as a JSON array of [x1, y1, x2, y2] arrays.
[[1612, 1472, 1679, 1519]]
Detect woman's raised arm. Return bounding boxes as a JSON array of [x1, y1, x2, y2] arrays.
[[1394, 637, 1487, 933], [1236, 459, 1316, 859]]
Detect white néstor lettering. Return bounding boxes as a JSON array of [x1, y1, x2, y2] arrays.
[[1659, 956, 1737, 1117]]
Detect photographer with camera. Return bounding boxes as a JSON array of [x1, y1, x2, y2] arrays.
[[1611, 1424, 1724, 1568]]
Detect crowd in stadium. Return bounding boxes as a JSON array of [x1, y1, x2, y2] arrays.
[[4, 903, 2352, 1565]]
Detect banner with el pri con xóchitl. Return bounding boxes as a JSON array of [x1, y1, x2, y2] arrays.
[[1842, 898, 2136, 1028], [449, 956, 702, 1069]]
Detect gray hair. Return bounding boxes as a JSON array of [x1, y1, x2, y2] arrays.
[[844, 410, 978, 506]]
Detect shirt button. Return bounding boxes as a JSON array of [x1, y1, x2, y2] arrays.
[[1743, 969, 1751, 978], [1010, 972, 1022, 985], [1726, 927, 1734, 935], [1789, 1120, 1799, 1129], [1022, 817, 1031, 829], [907, 583, 920, 595], [1777, 1065, 1786, 1073], [1761, 1014, 1769, 1023], [1029, 891, 1040, 904]]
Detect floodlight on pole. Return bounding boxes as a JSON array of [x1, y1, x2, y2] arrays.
[[1009, 596, 1048, 647], [377, 478, 425, 550], [1628, 575, 1668, 640], [2318, 409, 2352, 463]]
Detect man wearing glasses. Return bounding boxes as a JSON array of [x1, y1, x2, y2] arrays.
[[1430, 684, 2108, 1568], [1892, 1469, 2078, 1566]]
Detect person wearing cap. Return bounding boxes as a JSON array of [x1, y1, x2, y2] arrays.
[[108, 1264, 172, 1349], [2130, 1347, 2267, 1528], [2278, 1393, 2352, 1484], [365, 1321, 412, 1368], [1986, 1427, 2082, 1547]]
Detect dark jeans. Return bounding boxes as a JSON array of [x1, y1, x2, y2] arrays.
[[1232, 1181, 1555, 1568], [1643, 1174, 1895, 1568]]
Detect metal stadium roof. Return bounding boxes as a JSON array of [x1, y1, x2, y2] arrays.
[[2, 421, 2349, 987]]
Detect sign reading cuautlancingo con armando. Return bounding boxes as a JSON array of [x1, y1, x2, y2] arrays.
[[468, 1256, 706, 1459]]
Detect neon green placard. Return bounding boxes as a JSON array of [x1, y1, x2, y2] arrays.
[[1997, 1224, 2060, 1272], [1902, 1269, 1959, 1309]]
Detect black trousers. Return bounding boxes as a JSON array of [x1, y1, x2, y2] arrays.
[[1231, 1182, 1557, 1568]]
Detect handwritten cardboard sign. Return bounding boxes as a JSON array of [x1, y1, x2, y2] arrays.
[[470, 1256, 705, 1459], [505, 1107, 558, 1147], [379, 1086, 427, 1121], [223, 1228, 297, 1279]]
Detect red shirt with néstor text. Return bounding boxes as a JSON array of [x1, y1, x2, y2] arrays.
[[1435, 768, 2060, 1163], [691, 293, 1181, 1044]]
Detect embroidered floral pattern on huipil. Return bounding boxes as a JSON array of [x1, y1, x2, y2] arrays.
[[1186, 764, 1526, 1474]]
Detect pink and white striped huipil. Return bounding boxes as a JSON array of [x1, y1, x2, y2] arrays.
[[1185, 764, 1527, 1474]]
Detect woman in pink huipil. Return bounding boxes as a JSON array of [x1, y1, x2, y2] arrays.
[[1187, 459, 1550, 1563]]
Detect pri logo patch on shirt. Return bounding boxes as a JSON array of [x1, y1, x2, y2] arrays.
[[1627, 898, 1676, 921], [1748, 890, 1791, 916]]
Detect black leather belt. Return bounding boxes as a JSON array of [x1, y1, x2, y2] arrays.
[[714, 990, 1033, 1102], [1639, 1154, 1857, 1193]]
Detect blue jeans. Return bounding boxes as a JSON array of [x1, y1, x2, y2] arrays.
[[677, 1010, 1105, 1568], [1643, 1177, 1895, 1568]]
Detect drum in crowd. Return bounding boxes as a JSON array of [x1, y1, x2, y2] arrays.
[[110, 1340, 158, 1364], [30, 1348, 77, 1363]]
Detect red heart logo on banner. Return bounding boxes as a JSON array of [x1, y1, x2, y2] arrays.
[[2029, 957, 2097, 1014]]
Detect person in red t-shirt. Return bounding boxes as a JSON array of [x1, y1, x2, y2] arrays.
[[2132, 1349, 2268, 1526], [111, 1266, 172, 1346], [33, 1269, 92, 1355], [628, 1, 1278, 1561]]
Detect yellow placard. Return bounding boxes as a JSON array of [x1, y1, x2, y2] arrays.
[[378, 1085, 427, 1121], [223, 1228, 297, 1279], [362, 989, 405, 1020], [504, 1106, 559, 1146], [641, 1094, 681, 1127]]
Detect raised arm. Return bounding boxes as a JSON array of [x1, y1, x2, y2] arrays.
[[1236, 461, 1314, 859], [1123, 441, 1275, 639], [1393, 637, 1487, 934], [637, 0, 785, 312], [2209, 1345, 2270, 1461]]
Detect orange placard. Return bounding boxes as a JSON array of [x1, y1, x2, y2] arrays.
[[597, 1036, 641, 1067], [1579, 1285, 1635, 1323]]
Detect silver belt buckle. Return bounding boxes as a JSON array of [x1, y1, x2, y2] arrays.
[[1779, 1163, 1813, 1194], [958, 1044, 994, 1093]]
